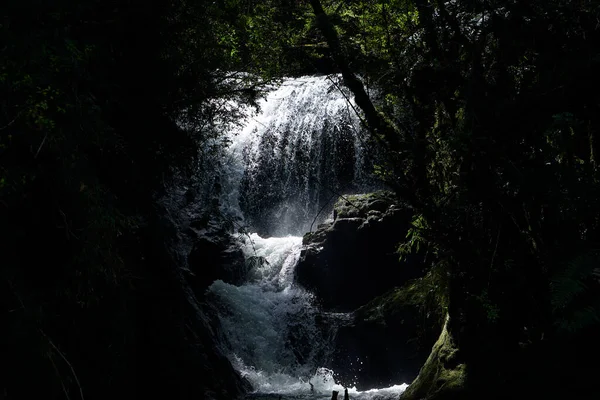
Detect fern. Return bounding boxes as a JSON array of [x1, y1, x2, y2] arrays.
[[398, 213, 430, 262], [556, 307, 600, 334]]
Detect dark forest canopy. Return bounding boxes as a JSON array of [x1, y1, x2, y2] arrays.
[[2, 0, 600, 399]]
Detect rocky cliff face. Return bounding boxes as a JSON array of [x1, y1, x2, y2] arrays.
[[295, 191, 422, 311]]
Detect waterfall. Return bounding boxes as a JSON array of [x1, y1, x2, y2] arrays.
[[207, 76, 408, 399], [220, 75, 378, 237]]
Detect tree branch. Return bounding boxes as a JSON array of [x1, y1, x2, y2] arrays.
[[308, 0, 403, 154], [309, 0, 419, 206], [0, 113, 20, 131], [41, 331, 85, 400]]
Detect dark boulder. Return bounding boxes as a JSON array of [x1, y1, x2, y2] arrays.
[[295, 191, 422, 310], [186, 216, 249, 294], [329, 276, 444, 390]]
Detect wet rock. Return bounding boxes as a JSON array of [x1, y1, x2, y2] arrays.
[[187, 216, 249, 294], [295, 191, 422, 310]]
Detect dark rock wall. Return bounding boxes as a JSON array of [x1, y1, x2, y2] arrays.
[[137, 187, 251, 400]]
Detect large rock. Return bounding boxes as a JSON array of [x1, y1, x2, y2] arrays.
[[295, 191, 422, 310], [329, 276, 444, 390], [186, 215, 249, 294]]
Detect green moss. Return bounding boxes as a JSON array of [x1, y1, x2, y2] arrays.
[[401, 316, 467, 400], [356, 268, 447, 326], [333, 190, 397, 219], [355, 279, 423, 322]]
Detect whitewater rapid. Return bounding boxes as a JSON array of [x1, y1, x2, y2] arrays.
[[208, 233, 408, 399]]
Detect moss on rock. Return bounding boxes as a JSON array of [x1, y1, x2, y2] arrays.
[[356, 268, 447, 327], [357, 278, 428, 321], [400, 316, 467, 400], [333, 190, 401, 220]]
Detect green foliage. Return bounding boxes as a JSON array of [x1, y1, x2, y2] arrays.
[[329, 0, 420, 81], [398, 213, 429, 260], [551, 252, 600, 333], [472, 290, 500, 325], [211, 0, 314, 78], [396, 212, 451, 327]]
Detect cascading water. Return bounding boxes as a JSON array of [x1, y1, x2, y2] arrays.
[[220, 75, 378, 237], [207, 76, 408, 399]]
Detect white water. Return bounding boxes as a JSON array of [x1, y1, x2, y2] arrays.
[[220, 75, 376, 236], [209, 234, 316, 377], [208, 233, 408, 399], [208, 76, 408, 399]]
